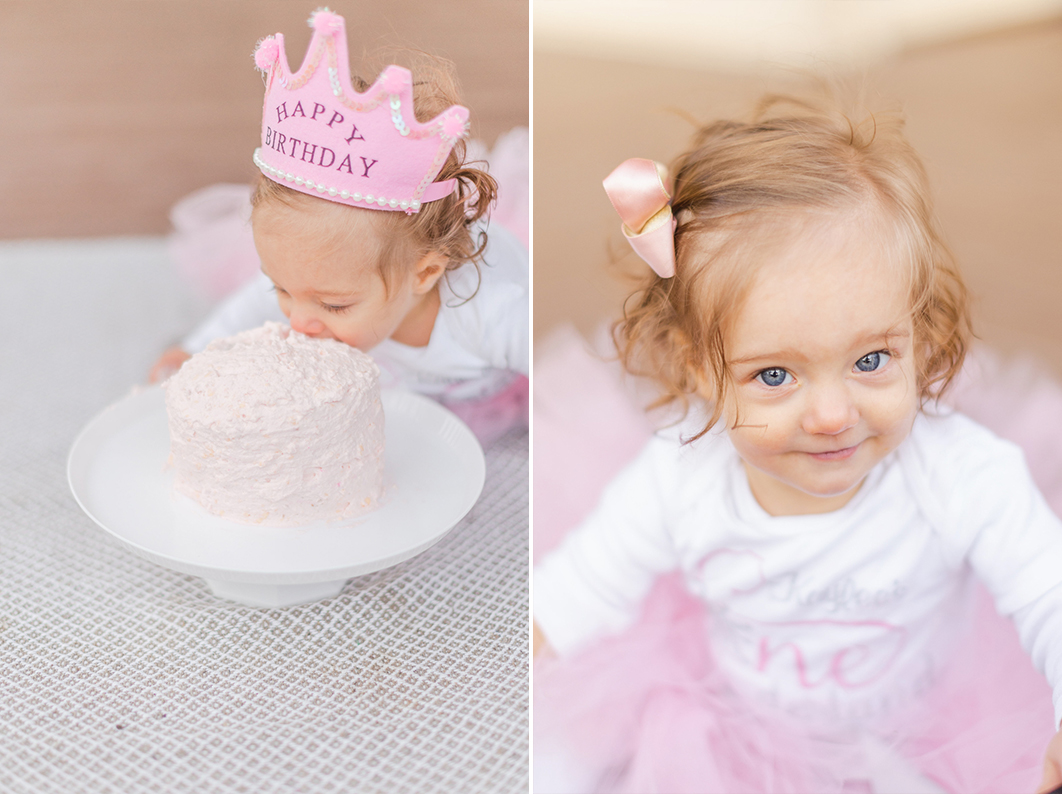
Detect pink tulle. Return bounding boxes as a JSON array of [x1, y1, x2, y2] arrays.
[[533, 327, 1061, 793], [167, 184, 260, 302], [441, 374, 528, 447], [533, 325, 651, 562]]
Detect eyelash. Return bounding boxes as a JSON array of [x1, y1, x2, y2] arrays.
[[270, 287, 351, 313]]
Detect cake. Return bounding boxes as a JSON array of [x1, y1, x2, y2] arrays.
[[163, 322, 384, 526]]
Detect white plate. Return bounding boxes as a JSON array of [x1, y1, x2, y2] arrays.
[[67, 387, 485, 607]]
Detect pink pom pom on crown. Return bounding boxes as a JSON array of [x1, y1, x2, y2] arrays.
[[379, 68, 406, 96], [254, 37, 280, 71], [310, 8, 343, 35], [442, 111, 467, 140]]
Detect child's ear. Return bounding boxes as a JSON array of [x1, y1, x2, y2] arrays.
[[411, 251, 448, 294]]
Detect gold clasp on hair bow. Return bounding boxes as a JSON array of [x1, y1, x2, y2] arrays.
[[602, 158, 677, 278]]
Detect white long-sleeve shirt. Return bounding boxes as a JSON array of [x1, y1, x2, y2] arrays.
[[535, 411, 1062, 726], [182, 223, 528, 401]]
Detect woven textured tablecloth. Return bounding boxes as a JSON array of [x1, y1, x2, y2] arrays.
[[0, 238, 529, 793]]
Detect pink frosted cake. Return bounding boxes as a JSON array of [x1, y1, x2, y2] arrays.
[[163, 322, 384, 526]]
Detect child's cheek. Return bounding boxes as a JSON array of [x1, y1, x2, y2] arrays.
[[728, 402, 792, 454], [867, 377, 920, 437]]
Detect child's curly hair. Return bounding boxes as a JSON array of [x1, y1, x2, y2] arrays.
[[614, 92, 971, 440], [251, 50, 497, 296]]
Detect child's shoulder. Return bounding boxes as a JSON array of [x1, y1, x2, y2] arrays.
[[447, 221, 527, 293], [479, 220, 528, 277], [441, 222, 527, 319], [902, 408, 1028, 489], [908, 409, 1018, 457], [622, 425, 736, 502]]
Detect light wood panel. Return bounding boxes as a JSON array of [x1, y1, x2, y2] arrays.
[[0, 1, 528, 238]]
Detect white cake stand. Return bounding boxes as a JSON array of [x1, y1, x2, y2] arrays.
[[67, 386, 485, 608]]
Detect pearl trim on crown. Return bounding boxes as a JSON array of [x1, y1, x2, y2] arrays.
[[253, 148, 421, 211]]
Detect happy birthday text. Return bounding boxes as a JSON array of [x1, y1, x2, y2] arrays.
[[264, 101, 378, 177]]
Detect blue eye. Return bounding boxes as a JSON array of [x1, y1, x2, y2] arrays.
[[756, 367, 792, 387], [855, 351, 890, 372]]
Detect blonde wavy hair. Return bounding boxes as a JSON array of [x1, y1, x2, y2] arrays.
[[615, 93, 971, 440], [251, 50, 497, 297]]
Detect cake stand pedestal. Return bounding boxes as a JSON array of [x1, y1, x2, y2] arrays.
[[205, 578, 348, 608]]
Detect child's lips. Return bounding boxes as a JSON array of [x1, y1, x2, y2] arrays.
[[807, 443, 860, 461]]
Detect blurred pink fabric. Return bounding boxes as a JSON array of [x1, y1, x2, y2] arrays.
[[443, 374, 529, 447], [168, 183, 259, 301]]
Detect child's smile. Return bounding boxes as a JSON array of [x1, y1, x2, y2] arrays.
[[723, 215, 920, 517]]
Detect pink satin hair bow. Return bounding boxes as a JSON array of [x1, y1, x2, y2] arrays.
[[602, 158, 676, 278]]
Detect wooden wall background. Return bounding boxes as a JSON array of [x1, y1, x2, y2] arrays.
[[0, 0, 528, 239], [534, 20, 1062, 373]]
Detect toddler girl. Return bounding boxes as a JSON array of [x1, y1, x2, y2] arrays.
[[534, 94, 1062, 793], [150, 9, 528, 443]]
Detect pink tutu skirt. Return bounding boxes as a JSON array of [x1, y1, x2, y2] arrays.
[[534, 326, 1062, 794], [442, 374, 529, 446]]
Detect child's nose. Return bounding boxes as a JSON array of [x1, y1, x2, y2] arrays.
[[802, 384, 859, 436], [288, 306, 326, 337]]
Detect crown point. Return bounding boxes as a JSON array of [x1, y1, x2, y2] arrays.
[[254, 37, 280, 72], [254, 9, 466, 212], [441, 111, 467, 140], [379, 68, 406, 96], [310, 8, 343, 35]]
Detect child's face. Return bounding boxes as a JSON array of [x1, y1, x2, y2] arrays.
[[723, 217, 920, 517], [252, 200, 442, 351]]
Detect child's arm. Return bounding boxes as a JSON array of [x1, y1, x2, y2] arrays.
[[452, 222, 528, 375], [922, 419, 1062, 776], [148, 271, 283, 381], [533, 621, 553, 659], [181, 271, 283, 354], [534, 436, 684, 656], [484, 219, 529, 375], [148, 347, 191, 383]]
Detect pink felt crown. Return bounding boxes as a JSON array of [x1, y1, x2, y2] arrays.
[[252, 8, 469, 213]]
